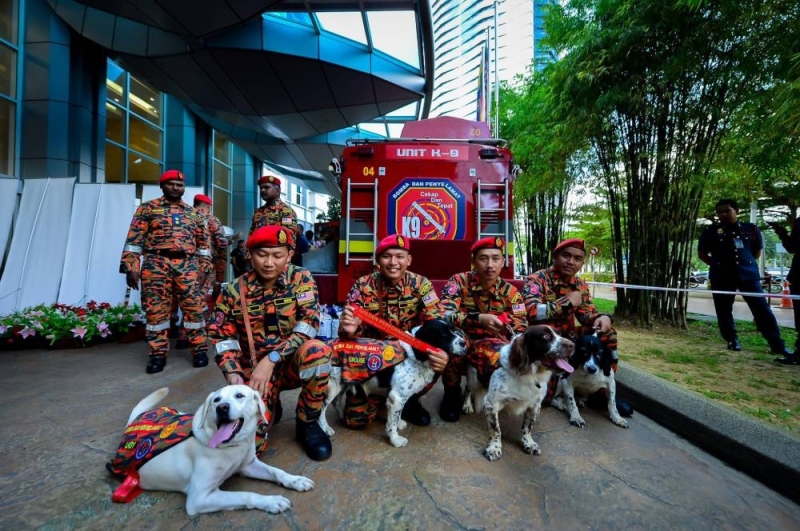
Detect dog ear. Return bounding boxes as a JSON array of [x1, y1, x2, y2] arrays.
[[507, 334, 529, 373], [193, 390, 217, 438], [600, 345, 613, 377], [253, 388, 268, 425]]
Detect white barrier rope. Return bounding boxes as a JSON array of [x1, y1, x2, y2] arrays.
[[587, 281, 800, 301]]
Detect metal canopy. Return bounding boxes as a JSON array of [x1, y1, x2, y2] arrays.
[[47, 0, 434, 197]]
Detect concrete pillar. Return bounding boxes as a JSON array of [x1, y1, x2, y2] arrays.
[[20, 0, 105, 182]]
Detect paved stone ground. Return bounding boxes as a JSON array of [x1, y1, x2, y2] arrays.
[[1, 342, 799, 530]]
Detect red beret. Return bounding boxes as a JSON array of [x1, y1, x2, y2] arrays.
[[246, 226, 295, 250], [194, 194, 212, 205], [375, 234, 410, 257], [471, 237, 505, 254], [159, 169, 185, 183], [258, 175, 281, 187], [553, 238, 585, 256]]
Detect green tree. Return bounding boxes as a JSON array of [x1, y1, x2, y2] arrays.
[[544, 0, 797, 326]]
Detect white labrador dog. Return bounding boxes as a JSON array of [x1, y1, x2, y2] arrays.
[[108, 385, 314, 516]]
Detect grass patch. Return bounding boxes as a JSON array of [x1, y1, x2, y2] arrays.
[[612, 311, 800, 434]]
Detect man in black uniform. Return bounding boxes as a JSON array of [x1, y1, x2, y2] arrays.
[[770, 216, 800, 364], [698, 199, 792, 355]]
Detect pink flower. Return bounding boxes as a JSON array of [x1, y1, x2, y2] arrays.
[[71, 326, 88, 339], [0, 325, 7, 335], [20, 327, 37, 339], [29, 311, 44, 317], [98, 322, 111, 338]]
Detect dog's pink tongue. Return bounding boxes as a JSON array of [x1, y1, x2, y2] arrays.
[[556, 358, 574, 374], [209, 422, 236, 449]]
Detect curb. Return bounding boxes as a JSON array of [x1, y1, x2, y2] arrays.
[[616, 362, 800, 504]]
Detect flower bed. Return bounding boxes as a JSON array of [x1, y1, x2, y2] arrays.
[[0, 301, 146, 350]]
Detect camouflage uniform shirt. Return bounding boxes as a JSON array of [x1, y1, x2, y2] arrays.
[[249, 199, 298, 235], [120, 196, 212, 274], [440, 271, 527, 339], [343, 271, 445, 339], [522, 266, 600, 338], [209, 266, 320, 377]]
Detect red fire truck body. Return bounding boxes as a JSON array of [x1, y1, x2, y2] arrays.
[[331, 116, 517, 302]]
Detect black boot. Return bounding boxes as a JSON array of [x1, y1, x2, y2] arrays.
[[775, 349, 800, 365], [192, 351, 208, 368], [439, 385, 462, 423], [146, 356, 166, 374], [271, 400, 283, 427], [175, 339, 190, 350], [296, 419, 332, 461], [401, 395, 431, 426], [587, 390, 633, 417], [727, 338, 741, 351]]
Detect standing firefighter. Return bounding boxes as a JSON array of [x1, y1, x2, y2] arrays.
[[120, 169, 212, 374], [173, 194, 229, 350], [209, 225, 333, 461], [249, 175, 298, 235]]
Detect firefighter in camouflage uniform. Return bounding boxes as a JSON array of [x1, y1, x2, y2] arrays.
[[208, 225, 333, 461], [338, 234, 449, 428], [249, 175, 298, 235], [174, 194, 229, 349], [439, 237, 527, 422], [120, 169, 212, 374], [522, 238, 632, 416]]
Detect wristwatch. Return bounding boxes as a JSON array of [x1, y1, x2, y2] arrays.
[[267, 352, 281, 364]]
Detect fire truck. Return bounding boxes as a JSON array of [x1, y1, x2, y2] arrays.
[[317, 116, 518, 303]]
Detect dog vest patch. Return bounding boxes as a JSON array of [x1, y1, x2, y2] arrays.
[[329, 339, 407, 383], [107, 407, 193, 478], [466, 338, 507, 387]]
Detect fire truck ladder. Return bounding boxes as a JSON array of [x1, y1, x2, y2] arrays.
[[476, 178, 511, 267], [344, 178, 378, 266]]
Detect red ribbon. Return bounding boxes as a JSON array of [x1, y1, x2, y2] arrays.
[[351, 306, 441, 355]]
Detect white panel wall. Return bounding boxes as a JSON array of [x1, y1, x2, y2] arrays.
[[0, 178, 76, 313], [58, 184, 137, 306], [0, 179, 18, 264]]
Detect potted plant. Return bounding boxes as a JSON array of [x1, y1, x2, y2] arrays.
[[0, 302, 146, 350]]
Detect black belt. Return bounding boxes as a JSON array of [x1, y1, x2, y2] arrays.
[[146, 249, 189, 259]]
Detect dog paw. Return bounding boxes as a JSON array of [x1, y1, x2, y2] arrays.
[[521, 438, 541, 456], [397, 419, 407, 431], [522, 442, 542, 455], [484, 443, 503, 461], [550, 398, 566, 412], [286, 475, 315, 492], [321, 425, 335, 437], [261, 495, 292, 514], [389, 434, 408, 448], [612, 416, 629, 429], [462, 400, 474, 415], [570, 417, 587, 429]]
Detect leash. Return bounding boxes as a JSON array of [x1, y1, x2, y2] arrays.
[[239, 276, 258, 370], [351, 306, 441, 356]]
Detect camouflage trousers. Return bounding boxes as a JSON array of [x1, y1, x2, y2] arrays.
[[248, 340, 331, 455], [141, 255, 206, 358], [173, 272, 216, 339]]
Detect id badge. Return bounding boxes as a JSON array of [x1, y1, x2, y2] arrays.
[[264, 308, 280, 333], [734, 237, 744, 249]]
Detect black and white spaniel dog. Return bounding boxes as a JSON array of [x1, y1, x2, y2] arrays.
[[318, 319, 467, 448], [466, 325, 574, 462], [550, 332, 628, 429]]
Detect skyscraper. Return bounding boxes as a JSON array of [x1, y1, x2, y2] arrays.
[[430, 0, 557, 120]]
